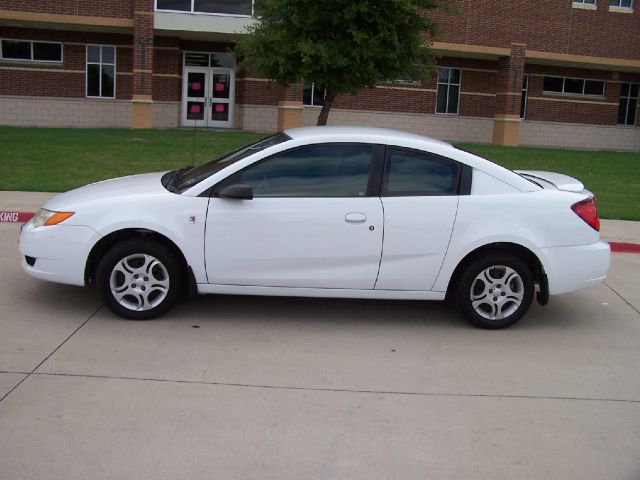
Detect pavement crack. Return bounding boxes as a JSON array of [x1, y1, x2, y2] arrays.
[[0, 304, 103, 403], [604, 281, 640, 316], [28, 371, 640, 405]]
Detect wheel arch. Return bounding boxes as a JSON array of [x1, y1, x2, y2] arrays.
[[445, 242, 548, 303], [85, 228, 196, 295]]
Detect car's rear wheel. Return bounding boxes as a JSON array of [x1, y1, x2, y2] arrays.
[[96, 239, 182, 319], [456, 254, 534, 329]]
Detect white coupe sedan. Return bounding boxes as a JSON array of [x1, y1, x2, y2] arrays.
[[19, 127, 610, 328]]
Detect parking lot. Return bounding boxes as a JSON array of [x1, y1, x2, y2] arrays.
[[1, 195, 639, 479]]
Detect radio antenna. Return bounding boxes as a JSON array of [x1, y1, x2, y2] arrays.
[[191, 110, 198, 166]]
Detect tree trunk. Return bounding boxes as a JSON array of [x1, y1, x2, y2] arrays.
[[317, 90, 337, 126]]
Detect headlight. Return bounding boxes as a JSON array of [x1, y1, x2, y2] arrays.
[[31, 208, 75, 228]]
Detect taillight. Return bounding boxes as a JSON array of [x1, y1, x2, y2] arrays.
[[571, 197, 600, 231]]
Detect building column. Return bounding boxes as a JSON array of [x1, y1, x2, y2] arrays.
[[493, 43, 526, 146], [277, 84, 304, 130], [131, 0, 154, 129]]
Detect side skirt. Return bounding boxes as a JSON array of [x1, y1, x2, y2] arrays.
[[196, 284, 447, 301]]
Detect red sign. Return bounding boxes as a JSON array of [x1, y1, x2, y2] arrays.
[[215, 104, 225, 113], [215, 82, 225, 92], [190, 104, 201, 113], [0, 211, 34, 223], [191, 82, 202, 90]]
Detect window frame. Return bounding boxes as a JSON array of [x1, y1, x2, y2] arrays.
[[303, 82, 326, 107], [86, 44, 117, 100], [520, 74, 529, 120], [0, 38, 63, 63], [381, 146, 464, 197], [542, 75, 605, 97], [155, 0, 254, 17], [609, 0, 632, 7], [213, 142, 385, 198], [618, 83, 639, 126], [573, 0, 597, 7], [435, 67, 461, 115]]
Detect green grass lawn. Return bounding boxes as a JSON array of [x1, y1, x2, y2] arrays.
[[459, 144, 640, 221], [0, 127, 638, 220], [0, 127, 265, 193]]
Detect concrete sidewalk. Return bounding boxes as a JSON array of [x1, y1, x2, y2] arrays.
[[2, 190, 639, 245]]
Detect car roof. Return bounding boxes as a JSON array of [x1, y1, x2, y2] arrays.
[[284, 126, 453, 149]]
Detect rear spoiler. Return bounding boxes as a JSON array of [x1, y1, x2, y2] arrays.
[[515, 170, 585, 193]]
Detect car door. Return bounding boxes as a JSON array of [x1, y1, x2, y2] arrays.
[[375, 146, 461, 291], [204, 143, 384, 289]]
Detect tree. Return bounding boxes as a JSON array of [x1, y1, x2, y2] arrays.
[[236, 0, 453, 126]]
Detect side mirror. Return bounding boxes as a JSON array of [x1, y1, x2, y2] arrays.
[[217, 183, 254, 200]]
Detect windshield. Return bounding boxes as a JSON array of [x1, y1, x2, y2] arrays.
[[173, 132, 291, 193]]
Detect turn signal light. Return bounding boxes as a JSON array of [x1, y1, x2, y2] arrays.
[[44, 211, 75, 226], [571, 197, 600, 231]]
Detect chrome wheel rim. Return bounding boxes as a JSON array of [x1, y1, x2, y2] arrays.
[[109, 254, 170, 311], [470, 265, 524, 321]]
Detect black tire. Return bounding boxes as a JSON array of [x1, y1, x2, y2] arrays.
[[455, 253, 534, 329], [96, 238, 182, 320]]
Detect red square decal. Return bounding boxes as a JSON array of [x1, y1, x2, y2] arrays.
[[190, 104, 201, 113], [191, 82, 201, 90], [215, 104, 225, 113], [215, 83, 225, 92]]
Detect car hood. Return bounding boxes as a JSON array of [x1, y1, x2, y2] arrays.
[[44, 171, 170, 211]]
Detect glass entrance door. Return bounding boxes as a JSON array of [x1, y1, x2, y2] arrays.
[[182, 67, 235, 128], [209, 68, 234, 128]]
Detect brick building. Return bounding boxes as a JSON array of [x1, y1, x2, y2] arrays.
[[0, 0, 639, 150]]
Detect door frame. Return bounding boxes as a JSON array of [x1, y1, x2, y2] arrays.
[[182, 66, 210, 128], [181, 65, 235, 128]]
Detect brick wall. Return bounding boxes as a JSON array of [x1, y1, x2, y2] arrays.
[[0, 0, 134, 19], [431, 0, 640, 60], [0, 27, 135, 100]]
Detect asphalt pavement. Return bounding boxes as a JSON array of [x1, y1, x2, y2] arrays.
[[1, 192, 639, 480]]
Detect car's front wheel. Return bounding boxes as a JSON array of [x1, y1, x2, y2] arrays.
[[96, 239, 182, 319], [456, 254, 534, 329]]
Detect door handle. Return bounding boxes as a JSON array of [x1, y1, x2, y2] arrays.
[[345, 212, 367, 223]]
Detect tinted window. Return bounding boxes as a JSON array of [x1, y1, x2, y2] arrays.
[[240, 144, 373, 197], [33, 42, 62, 61], [175, 133, 290, 193], [543, 77, 563, 92], [384, 148, 459, 195], [584, 80, 604, 96], [2, 40, 31, 60]]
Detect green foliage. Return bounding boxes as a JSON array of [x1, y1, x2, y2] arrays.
[[236, 0, 452, 123]]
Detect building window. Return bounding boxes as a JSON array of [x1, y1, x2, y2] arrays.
[[86, 45, 116, 99], [156, 0, 253, 16], [520, 75, 529, 119], [0, 39, 62, 62], [618, 83, 638, 126], [610, 0, 632, 7], [543, 76, 605, 96], [436, 67, 460, 115], [573, 0, 597, 8], [303, 83, 325, 107], [183, 51, 235, 68]]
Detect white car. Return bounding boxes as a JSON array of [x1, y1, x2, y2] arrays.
[[19, 126, 610, 328]]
